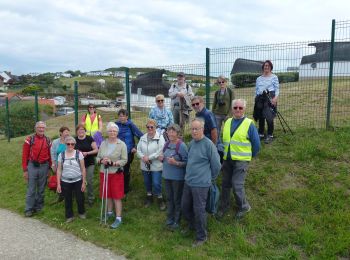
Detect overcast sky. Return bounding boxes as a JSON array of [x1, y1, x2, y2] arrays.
[[1, 0, 349, 75]]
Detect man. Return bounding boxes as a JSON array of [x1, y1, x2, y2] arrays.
[[181, 118, 221, 247], [168, 72, 194, 129], [149, 94, 174, 138], [115, 109, 143, 194], [218, 99, 260, 220], [191, 96, 218, 145], [22, 121, 52, 217]]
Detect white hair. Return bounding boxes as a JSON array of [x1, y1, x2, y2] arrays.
[[106, 122, 119, 132], [35, 121, 46, 128], [191, 117, 205, 128], [232, 99, 247, 108]]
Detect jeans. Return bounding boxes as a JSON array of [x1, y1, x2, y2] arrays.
[[25, 161, 49, 213], [142, 171, 162, 196], [181, 183, 209, 241], [86, 164, 95, 203], [61, 180, 85, 218], [164, 179, 184, 224], [124, 152, 134, 193], [220, 160, 250, 212]]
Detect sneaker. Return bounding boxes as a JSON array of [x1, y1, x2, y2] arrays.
[[165, 219, 174, 226], [157, 197, 166, 211], [264, 135, 274, 144], [235, 205, 251, 220], [110, 219, 122, 229], [79, 214, 86, 219], [66, 217, 74, 223], [192, 238, 207, 248], [168, 222, 180, 231], [144, 195, 153, 208], [259, 134, 265, 140], [25, 211, 33, 217]]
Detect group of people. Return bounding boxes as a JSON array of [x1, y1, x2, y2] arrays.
[[21, 60, 279, 247]]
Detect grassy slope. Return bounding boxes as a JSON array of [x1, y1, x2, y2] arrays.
[[1, 124, 349, 259]]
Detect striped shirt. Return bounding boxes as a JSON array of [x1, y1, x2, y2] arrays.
[[255, 74, 280, 97], [58, 150, 84, 183]]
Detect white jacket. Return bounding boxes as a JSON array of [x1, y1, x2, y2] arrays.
[[137, 132, 165, 171]]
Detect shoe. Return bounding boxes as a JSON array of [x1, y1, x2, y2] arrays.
[[168, 223, 179, 231], [192, 238, 207, 248], [32, 208, 42, 214], [66, 217, 74, 223], [259, 133, 265, 140], [25, 211, 33, 217], [157, 197, 166, 211], [110, 219, 122, 229], [144, 195, 153, 208], [165, 219, 174, 226], [235, 205, 251, 220], [79, 214, 86, 219], [264, 135, 274, 144]]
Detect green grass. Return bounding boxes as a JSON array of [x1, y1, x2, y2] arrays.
[[1, 123, 350, 259]]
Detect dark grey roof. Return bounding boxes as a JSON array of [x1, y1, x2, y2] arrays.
[[131, 69, 170, 96], [300, 42, 350, 65], [231, 58, 263, 74]]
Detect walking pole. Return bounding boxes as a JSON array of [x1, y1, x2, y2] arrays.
[[104, 165, 109, 225], [100, 166, 106, 224]]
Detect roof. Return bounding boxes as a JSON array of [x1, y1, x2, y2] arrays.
[[231, 58, 263, 74]]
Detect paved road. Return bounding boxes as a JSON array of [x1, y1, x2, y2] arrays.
[[0, 209, 125, 260]]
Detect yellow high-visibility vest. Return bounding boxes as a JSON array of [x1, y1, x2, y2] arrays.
[[85, 113, 99, 136], [223, 117, 252, 161]]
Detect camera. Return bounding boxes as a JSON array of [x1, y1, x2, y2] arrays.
[[145, 161, 152, 171], [218, 100, 226, 106]]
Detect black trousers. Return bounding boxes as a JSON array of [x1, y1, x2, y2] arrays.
[[61, 180, 85, 218], [123, 152, 134, 193], [254, 92, 276, 136]]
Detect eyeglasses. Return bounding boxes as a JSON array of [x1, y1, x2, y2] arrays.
[[88, 107, 95, 109], [191, 127, 202, 131], [146, 125, 154, 129], [156, 100, 164, 103], [233, 106, 244, 110], [192, 102, 200, 107], [218, 81, 225, 84], [66, 143, 75, 146]]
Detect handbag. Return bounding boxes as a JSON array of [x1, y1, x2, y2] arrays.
[[47, 170, 58, 191], [206, 182, 220, 214]]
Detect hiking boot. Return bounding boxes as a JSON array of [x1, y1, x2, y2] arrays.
[[235, 205, 251, 220], [25, 211, 33, 217], [110, 219, 122, 229], [192, 238, 207, 248], [157, 197, 166, 211], [264, 135, 274, 144], [66, 217, 74, 223], [144, 195, 153, 208]]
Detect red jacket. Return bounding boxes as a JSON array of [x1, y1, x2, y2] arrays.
[[22, 134, 52, 171]]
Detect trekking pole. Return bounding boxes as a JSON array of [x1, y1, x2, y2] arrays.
[[104, 166, 109, 225], [277, 111, 294, 135], [100, 165, 109, 225]]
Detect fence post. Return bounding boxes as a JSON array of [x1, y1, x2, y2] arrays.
[[205, 47, 210, 109], [5, 97, 10, 142], [326, 19, 336, 129], [34, 91, 39, 122], [74, 81, 79, 127], [125, 68, 131, 119]]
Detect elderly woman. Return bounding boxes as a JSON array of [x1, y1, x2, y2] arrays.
[[149, 94, 174, 139], [56, 136, 86, 223], [137, 119, 166, 210], [96, 122, 127, 229], [162, 124, 188, 230], [50, 126, 70, 202], [75, 124, 98, 207]]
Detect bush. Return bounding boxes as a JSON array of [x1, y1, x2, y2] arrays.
[[21, 85, 44, 95], [231, 72, 299, 88]]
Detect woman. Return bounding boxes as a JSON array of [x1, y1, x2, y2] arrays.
[[75, 124, 98, 207], [137, 119, 166, 210], [115, 109, 143, 194], [253, 60, 280, 144], [50, 126, 70, 203], [96, 122, 127, 229], [212, 76, 233, 136], [149, 94, 174, 139], [162, 124, 188, 230], [56, 136, 86, 223], [81, 103, 103, 137]]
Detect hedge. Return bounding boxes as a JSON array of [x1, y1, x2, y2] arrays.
[[231, 72, 299, 88]]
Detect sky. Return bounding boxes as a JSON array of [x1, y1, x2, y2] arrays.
[[1, 0, 349, 75]]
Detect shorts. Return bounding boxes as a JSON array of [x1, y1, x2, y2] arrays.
[[99, 172, 124, 199]]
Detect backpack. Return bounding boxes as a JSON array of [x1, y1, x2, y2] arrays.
[[29, 134, 51, 148], [215, 87, 233, 103], [163, 140, 183, 161], [60, 150, 80, 168], [206, 182, 220, 214], [172, 83, 190, 93]]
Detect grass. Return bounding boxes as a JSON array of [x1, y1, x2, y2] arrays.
[[1, 117, 350, 258]]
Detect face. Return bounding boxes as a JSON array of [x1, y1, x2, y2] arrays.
[[263, 63, 272, 74], [191, 121, 204, 141], [35, 123, 46, 136], [217, 79, 226, 89], [65, 141, 76, 150], [107, 128, 118, 138], [232, 101, 245, 119], [146, 123, 156, 135], [118, 113, 128, 123], [61, 130, 70, 139], [156, 97, 164, 108], [191, 99, 204, 112], [76, 127, 86, 137], [88, 105, 96, 113], [177, 76, 185, 85], [167, 129, 178, 142]]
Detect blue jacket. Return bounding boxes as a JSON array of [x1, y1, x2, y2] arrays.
[[115, 119, 143, 153]]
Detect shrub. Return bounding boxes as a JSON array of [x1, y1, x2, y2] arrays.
[[21, 85, 44, 95]]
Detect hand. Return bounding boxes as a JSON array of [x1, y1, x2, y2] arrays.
[[51, 164, 56, 173], [158, 155, 164, 162], [142, 156, 150, 163], [82, 151, 88, 157], [57, 184, 61, 193], [101, 157, 111, 165], [271, 97, 278, 106], [81, 181, 86, 192], [131, 148, 137, 153], [177, 92, 184, 98], [167, 157, 177, 165], [23, 171, 28, 182]]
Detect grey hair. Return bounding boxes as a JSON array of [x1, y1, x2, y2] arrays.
[[167, 123, 181, 134], [106, 122, 119, 132], [191, 117, 205, 128], [35, 121, 46, 128], [191, 96, 204, 103], [64, 136, 75, 144], [232, 99, 247, 108]]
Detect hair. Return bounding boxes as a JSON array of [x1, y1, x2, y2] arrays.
[[232, 98, 247, 108], [75, 123, 86, 133], [146, 118, 157, 127], [167, 123, 181, 134], [216, 75, 227, 84], [262, 60, 273, 71], [87, 103, 96, 113], [191, 117, 205, 128], [35, 121, 46, 128], [191, 96, 204, 103], [117, 109, 129, 117], [106, 122, 119, 132], [155, 94, 165, 101], [59, 126, 70, 134], [64, 136, 76, 144]]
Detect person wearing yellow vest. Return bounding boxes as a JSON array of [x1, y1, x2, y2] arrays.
[[81, 104, 103, 136], [218, 99, 260, 220]]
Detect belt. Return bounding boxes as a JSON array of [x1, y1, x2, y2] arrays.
[[61, 176, 82, 182], [29, 161, 49, 165]]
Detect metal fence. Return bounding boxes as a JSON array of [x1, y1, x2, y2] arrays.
[[1, 19, 349, 141]]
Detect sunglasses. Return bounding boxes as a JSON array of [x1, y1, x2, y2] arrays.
[[191, 102, 200, 107], [218, 81, 225, 84], [233, 106, 244, 110], [146, 125, 155, 129], [156, 100, 164, 103], [66, 143, 75, 146]]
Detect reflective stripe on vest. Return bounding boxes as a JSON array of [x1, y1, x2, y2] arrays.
[[85, 113, 99, 136], [223, 117, 252, 161]]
